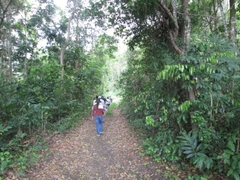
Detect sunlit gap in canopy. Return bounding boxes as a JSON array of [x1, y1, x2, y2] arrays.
[[54, 0, 91, 9], [37, 0, 121, 52]]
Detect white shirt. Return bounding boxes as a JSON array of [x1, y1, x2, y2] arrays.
[[93, 99, 104, 106]]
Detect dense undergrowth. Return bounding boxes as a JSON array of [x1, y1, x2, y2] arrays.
[[0, 63, 96, 177], [0, 34, 115, 177], [118, 34, 240, 180]]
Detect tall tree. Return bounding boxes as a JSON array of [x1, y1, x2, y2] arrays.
[[0, 0, 24, 80], [229, 0, 236, 43]]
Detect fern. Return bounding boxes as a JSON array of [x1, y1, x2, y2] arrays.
[[179, 132, 213, 170], [179, 132, 200, 158], [193, 153, 213, 170]]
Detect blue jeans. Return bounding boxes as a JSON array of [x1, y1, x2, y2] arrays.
[[94, 116, 103, 135]]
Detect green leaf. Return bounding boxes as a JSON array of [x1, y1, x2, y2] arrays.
[[233, 171, 240, 180], [227, 140, 235, 152], [182, 146, 193, 151], [224, 149, 234, 155], [183, 149, 194, 154], [193, 139, 198, 148], [193, 156, 204, 170], [227, 169, 233, 177], [186, 154, 194, 159], [232, 158, 238, 170], [217, 155, 222, 160], [196, 143, 202, 152], [205, 157, 213, 169], [224, 159, 231, 165]]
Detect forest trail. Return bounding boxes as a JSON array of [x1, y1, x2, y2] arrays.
[[13, 108, 184, 180]]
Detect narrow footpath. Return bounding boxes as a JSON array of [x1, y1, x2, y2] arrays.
[[20, 108, 185, 180]]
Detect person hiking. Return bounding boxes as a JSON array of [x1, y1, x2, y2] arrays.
[[92, 95, 99, 106], [92, 98, 105, 136], [106, 97, 111, 107], [93, 96, 105, 107]]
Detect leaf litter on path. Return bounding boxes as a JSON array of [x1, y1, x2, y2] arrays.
[[16, 108, 185, 180]]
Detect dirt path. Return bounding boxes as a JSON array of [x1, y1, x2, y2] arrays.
[[20, 108, 182, 180]]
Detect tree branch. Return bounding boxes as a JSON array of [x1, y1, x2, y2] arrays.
[[158, 0, 179, 36], [169, 31, 184, 55], [0, 0, 13, 30]]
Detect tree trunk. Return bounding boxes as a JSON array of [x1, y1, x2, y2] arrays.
[[7, 27, 12, 80], [181, 0, 198, 131], [218, 0, 228, 39], [0, 0, 14, 39], [6, 7, 12, 81], [0, 38, 7, 78], [181, 0, 191, 49], [60, 15, 73, 79], [24, 16, 27, 77], [229, 0, 236, 43], [75, 18, 80, 71], [212, 0, 218, 32], [158, 0, 185, 55]]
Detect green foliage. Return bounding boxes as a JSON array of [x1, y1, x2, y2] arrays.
[[143, 137, 161, 161], [0, 38, 113, 174], [118, 31, 239, 178], [51, 112, 84, 133], [184, 174, 208, 180], [0, 125, 11, 136], [143, 130, 181, 162], [178, 132, 213, 171], [106, 103, 118, 116], [16, 147, 39, 174], [0, 142, 40, 176], [145, 116, 155, 127], [0, 0, 120, 176], [0, 151, 12, 175], [217, 133, 240, 180]]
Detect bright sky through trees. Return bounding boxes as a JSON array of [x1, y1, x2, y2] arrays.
[[54, 0, 67, 9]]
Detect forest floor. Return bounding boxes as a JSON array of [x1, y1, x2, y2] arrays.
[[5, 108, 202, 180]]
